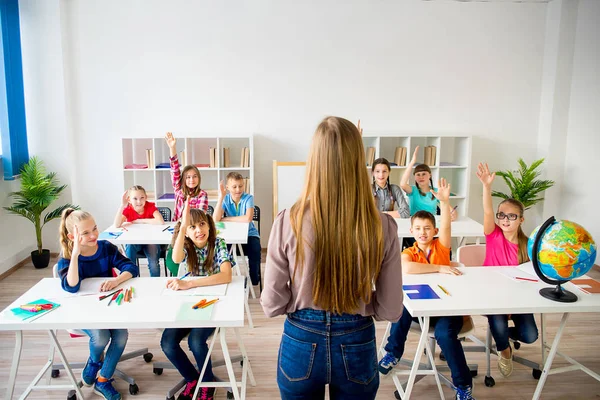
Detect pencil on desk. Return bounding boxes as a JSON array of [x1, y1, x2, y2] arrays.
[[199, 298, 219, 309], [108, 291, 119, 306], [162, 226, 170, 232], [99, 288, 121, 301], [438, 284, 451, 296], [121, 225, 128, 232], [192, 299, 207, 309]]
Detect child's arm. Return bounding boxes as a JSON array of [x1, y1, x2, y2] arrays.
[[214, 180, 226, 221], [113, 191, 128, 228], [100, 243, 139, 291], [172, 198, 190, 263], [391, 185, 410, 218], [58, 258, 80, 293], [165, 131, 177, 158], [476, 162, 496, 235], [132, 209, 164, 225], [221, 209, 253, 223], [166, 132, 182, 192], [63, 225, 83, 290], [400, 146, 419, 194], [431, 178, 451, 249], [402, 253, 461, 275]]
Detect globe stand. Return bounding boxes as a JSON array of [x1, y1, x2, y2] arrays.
[[531, 216, 580, 303], [539, 285, 578, 303]]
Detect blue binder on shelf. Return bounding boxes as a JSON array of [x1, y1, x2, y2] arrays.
[[403, 284, 440, 300]]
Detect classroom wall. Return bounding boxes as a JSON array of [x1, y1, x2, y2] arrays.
[[1, 0, 572, 273], [560, 0, 600, 242]]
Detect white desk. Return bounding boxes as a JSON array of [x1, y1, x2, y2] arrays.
[[0, 276, 255, 400], [104, 221, 250, 245], [397, 263, 600, 399], [395, 216, 484, 247]]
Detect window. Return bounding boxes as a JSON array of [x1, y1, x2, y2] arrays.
[[0, 0, 29, 180]]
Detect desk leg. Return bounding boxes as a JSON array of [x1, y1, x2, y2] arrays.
[[6, 331, 22, 400], [47, 330, 85, 400], [403, 316, 430, 399], [540, 314, 546, 366], [220, 328, 242, 400], [532, 312, 569, 400], [234, 328, 256, 387], [194, 328, 220, 400]]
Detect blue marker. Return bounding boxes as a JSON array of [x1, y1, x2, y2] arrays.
[[180, 272, 191, 280]]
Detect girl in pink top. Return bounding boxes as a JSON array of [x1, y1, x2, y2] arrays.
[[476, 162, 538, 378]]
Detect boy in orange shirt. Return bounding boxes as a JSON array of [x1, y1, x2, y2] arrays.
[[378, 178, 476, 400]]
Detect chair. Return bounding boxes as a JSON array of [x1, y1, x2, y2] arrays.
[[133, 207, 171, 277], [50, 264, 152, 396], [207, 205, 214, 216], [252, 205, 260, 234]]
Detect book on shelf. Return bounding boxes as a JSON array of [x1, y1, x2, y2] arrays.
[[124, 164, 148, 169], [180, 151, 187, 166], [424, 146, 437, 166], [244, 177, 250, 191], [156, 162, 170, 169], [366, 147, 376, 167], [205, 189, 219, 200], [240, 147, 250, 168], [145, 149, 153, 169], [245, 147, 250, 167], [393, 147, 407, 166], [209, 147, 215, 168], [401, 147, 407, 166], [158, 193, 175, 200], [195, 163, 210, 168], [223, 147, 230, 168]]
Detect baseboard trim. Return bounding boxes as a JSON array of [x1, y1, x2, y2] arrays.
[[0, 252, 60, 281]]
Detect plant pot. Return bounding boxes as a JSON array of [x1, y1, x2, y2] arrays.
[[31, 249, 51, 269]]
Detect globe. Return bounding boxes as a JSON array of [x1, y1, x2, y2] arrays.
[[528, 217, 597, 302]]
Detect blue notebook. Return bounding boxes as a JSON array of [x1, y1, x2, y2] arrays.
[[98, 231, 123, 240], [403, 284, 440, 300], [11, 299, 60, 321]]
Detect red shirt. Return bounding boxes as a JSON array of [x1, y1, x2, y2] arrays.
[[122, 201, 158, 222]]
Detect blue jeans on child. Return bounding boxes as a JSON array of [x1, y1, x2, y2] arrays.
[[125, 244, 161, 277], [487, 313, 538, 351], [161, 327, 216, 383], [384, 307, 472, 388], [81, 329, 128, 379], [229, 236, 261, 286], [277, 309, 379, 400]]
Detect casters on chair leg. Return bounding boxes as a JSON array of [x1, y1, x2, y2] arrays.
[[484, 375, 495, 387], [143, 352, 153, 363], [227, 391, 234, 399], [513, 341, 521, 350], [532, 368, 542, 379], [51, 369, 60, 378], [129, 383, 139, 395], [167, 396, 175, 400], [470, 369, 478, 377], [394, 390, 401, 399], [153, 367, 163, 375], [67, 390, 77, 400]]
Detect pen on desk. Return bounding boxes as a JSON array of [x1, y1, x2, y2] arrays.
[[438, 284, 451, 296], [515, 276, 538, 282], [108, 291, 119, 306], [162, 225, 170, 232], [192, 299, 207, 309], [180, 272, 191, 280], [99, 288, 122, 301]]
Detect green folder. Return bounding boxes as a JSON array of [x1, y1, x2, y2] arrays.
[[176, 301, 215, 321]]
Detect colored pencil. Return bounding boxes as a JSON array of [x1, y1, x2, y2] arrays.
[[108, 291, 119, 306], [162, 225, 170, 232], [99, 288, 122, 301], [515, 276, 538, 282], [192, 299, 207, 309], [199, 298, 219, 309], [437, 284, 451, 296]]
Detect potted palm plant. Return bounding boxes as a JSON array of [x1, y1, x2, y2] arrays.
[[3, 157, 78, 268], [491, 158, 555, 210]]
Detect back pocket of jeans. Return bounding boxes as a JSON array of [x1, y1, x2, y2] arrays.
[[278, 333, 317, 382], [341, 339, 377, 385]]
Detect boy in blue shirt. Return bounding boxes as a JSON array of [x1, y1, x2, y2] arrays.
[[214, 172, 261, 290]]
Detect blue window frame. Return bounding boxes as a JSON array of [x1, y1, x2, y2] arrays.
[[0, 0, 29, 180]]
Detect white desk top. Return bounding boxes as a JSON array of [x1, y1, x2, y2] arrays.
[[0, 276, 245, 331], [402, 263, 600, 317], [394, 216, 484, 239], [103, 221, 249, 245]]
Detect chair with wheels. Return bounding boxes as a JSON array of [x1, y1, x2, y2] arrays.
[[207, 205, 214, 216], [132, 207, 171, 277], [50, 264, 153, 397]]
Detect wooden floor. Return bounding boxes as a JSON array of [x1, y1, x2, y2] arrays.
[[1, 258, 599, 399]]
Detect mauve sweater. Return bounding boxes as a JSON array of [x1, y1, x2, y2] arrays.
[[261, 209, 403, 322]]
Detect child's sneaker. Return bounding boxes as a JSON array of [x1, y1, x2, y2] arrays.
[[378, 352, 400, 375], [177, 379, 198, 400], [455, 385, 476, 400], [93, 379, 121, 400], [498, 346, 513, 377], [81, 357, 102, 386], [198, 386, 216, 400]]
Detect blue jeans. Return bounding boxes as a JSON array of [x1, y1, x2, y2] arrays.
[[125, 244, 161, 277], [487, 314, 538, 351], [277, 309, 379, 400], [82, 329, 128, 379], [384, 307, 472, 388], [229, 236, 262, 286], [161, 328, 215, 383]]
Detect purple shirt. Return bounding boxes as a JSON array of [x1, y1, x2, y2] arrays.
[[483, 224, 518, 266]]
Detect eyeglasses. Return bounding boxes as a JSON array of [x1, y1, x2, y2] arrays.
[[496, 212, 519, 221]]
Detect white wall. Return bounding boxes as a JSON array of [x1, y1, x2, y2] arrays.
[[3, 0, 559, 273], [560, 0, 600, 242]]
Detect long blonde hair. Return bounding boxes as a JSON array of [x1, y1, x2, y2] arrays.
[[499, 198, 530, 264], [59, 208, 93, 259], [290, 116, 384, 315]]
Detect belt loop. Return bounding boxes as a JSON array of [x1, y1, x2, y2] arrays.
[[326, 311, 331, 326]]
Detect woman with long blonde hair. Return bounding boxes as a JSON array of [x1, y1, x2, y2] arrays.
[[261, 117, 404, 400]]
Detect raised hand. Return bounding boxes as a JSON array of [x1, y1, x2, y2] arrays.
[[180, 196, 191, 229], [357, 119, 363, 136], [431, 178, 451, 203], [164, 132, 177, 150], [72, 224, 82, 257], [440, 265, 463, 276], [476, 162, 495, 187], [121, 191, 129, 207], [218, 180, 226, 199], [409, 146, 420, 166]]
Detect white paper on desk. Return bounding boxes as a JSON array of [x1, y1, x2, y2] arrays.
[[496, 268, 539, 282], [162, 282, 228, 297]]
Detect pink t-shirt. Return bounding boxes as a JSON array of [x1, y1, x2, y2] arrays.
[[122, 201, 158, 222], [483, 224, 518, 266]]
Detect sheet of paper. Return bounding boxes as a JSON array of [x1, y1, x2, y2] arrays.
[[496, 268, 539, 282], [175, 301, 216, 321]]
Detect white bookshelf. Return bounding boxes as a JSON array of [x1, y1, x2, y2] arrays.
[[362, 134, 472, 216], [122, 136, 254, 209]]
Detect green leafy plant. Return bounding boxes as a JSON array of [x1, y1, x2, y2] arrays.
[[491, 158, 555, 209], [3, 157, 78, 255]]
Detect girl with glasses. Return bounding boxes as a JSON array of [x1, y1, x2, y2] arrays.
[[476, 162, 538, 378]]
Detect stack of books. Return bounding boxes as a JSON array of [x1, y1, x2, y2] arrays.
[[209, 148, 218, 168], [222, 147, 230, 168], [394, 147, 407, 166], [424, 146, 437, 166], [365, 147, 376, 167], [240, 147, 250, 168]]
